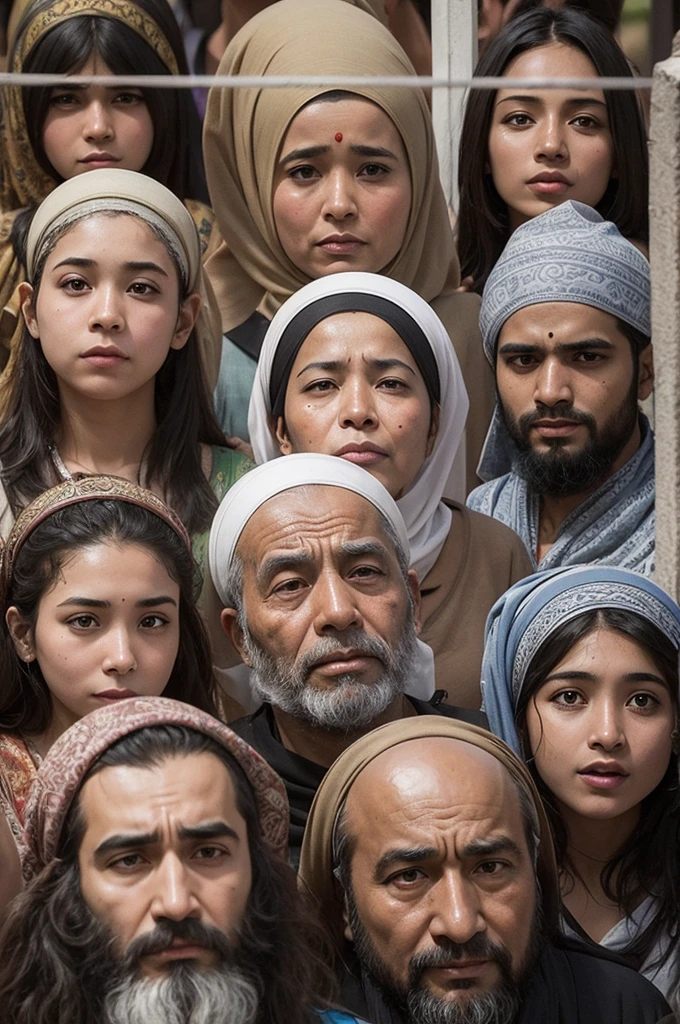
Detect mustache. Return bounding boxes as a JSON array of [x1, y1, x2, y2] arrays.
[[297, 628, 392, 680], [518, 402, 596, 433], [408, 935, 513, 988], [122, 918, 234, 967]]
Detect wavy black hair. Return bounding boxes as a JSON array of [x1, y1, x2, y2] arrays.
[[515, 608, 680, 1000], [457, 5, 648, 293], [0, 499, 219, 736]]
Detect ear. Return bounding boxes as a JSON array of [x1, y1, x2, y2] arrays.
[[19, 283, 39, 339], [220, 607, 251, 665], [170, 292, 202, 351], [425, 403, 440, 459], [275, 415, 293, 455], [407, 568, 422, 635], [6, 607, 36, 662], [637, 344, 654, 402]]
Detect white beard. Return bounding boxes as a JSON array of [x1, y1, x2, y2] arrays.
[[103, 962, 259, 1024]]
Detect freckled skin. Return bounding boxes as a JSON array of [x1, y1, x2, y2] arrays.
[[344, 738, 537, 1001], [223, 486, 420, 691], [78, 753, 252, 978]]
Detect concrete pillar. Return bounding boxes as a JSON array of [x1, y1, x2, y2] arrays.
[[650, 32, 680, 598], [431, 0, 477, 210]]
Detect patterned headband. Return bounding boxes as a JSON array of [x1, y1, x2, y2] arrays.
[[2, 475, 191, 589], [13, 0, 179, 74]]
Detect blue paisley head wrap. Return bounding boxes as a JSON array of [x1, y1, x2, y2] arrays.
[[476, 202, 651, 481], [481, 567, 680, 754]]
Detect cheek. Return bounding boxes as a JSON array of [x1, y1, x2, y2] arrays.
[[272, 185, 311, 245]]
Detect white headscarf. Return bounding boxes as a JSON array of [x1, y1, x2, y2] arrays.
[[209, 452, 435, 700], [247, 273, 469, 582]]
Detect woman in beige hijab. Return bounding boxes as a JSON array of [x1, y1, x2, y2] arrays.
[[203, 0, 493, 493]]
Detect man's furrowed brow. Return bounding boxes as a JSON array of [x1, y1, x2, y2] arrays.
[[94, 831, 160, 858], [462, 836, 524, 859], [256, 549, 314, 587], [340, 539, 391, 560], [177, 821, 240, 842]]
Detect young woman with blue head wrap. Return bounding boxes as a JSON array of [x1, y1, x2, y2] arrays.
[[481, 566, 680, 1008]]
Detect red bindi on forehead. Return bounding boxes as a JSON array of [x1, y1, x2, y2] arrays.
[[334, 132, 343, 143]]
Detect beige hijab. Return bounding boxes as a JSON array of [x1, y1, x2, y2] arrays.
[[298, 717, 560, 950], [203, 0, 459, 331], [203, 0, 492, 489]]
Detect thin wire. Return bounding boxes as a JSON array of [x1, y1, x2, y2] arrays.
[[0, 72, 655, 90]]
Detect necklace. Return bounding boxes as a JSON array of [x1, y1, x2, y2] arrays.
[[47, 442, 144, 485]]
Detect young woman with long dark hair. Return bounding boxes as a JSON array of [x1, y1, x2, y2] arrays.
[[457, 6, 648, 293], [0, 0, 213, 372], [0, 475, 220, 885], [481, 566, 680, 1007]]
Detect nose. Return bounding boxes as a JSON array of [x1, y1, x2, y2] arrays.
[[339, 380, 378, 431], [534, 114, 567, 162], [83, 99, 114, 143], [313, 570, 364, 636], [89, 284, 125, 332], [533, 357, 573, 408], [588, 699, 626, 752], [150, 853, 201, 923], [102, 626, 137, 676], [428, 872, 485, 947], [322, 168, 358, 223]]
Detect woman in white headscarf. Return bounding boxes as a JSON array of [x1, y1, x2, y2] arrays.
[[248, 273, 533, 708]]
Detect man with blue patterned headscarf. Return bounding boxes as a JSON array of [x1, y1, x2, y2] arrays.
[[467, 202, 654, 574]]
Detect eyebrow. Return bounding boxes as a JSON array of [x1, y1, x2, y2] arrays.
[[498, 338, 615, 356], [495, 94, 607, 108], [280, 144, 398, 165], [93, 821, 239, 858], [51, 83, 142, 93], [374, 846, 438, 880], [340, 539, 391, 560], [257, 549, 314, 588], [374, 836, 523, 880], [461, 836, 523, 859], [296, 357, 416, 378], [52, 257, 168, 276], [56, 596, 177, 609], [544, 669, 668, 686]]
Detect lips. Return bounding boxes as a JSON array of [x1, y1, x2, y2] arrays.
[[316, 234, 366, 254], [578, 761, 629, 790], [81, 345, 128, 366], [526, 171, 573, 196], [334, 442, 388, 465], [95, 689, 138, 700], [79, 152, 121, 166]]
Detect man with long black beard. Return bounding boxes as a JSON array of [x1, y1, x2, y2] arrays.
[[468, 201, 654, 574], [208, 455, 484, 866], [299, 718, 670, 1024], [0, 697, 365, 1024]]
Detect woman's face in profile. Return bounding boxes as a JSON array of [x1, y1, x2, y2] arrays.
[[272, 96, 412, 279]]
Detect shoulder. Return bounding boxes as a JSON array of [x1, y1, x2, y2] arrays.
[[208, 445, 254, 501], [560, 946, 671, 1021], [449, 500, 529, 552], [466, 475, 513, 514]]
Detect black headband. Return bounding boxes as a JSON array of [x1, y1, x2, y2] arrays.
[[269, 293, 441, 418]]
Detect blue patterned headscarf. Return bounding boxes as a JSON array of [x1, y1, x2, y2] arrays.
[[481, 567, 680, 754], [480, 201, 650, 363]]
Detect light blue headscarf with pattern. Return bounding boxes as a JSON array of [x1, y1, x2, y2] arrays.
[[476, 200, 650, 482], [481, 566, 680, 754]]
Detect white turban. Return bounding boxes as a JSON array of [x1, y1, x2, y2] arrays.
[[208, 453, 435, 700]]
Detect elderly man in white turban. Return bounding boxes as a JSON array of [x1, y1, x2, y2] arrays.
[[468, 201, 654, 574], [209, 453, 484, 866]]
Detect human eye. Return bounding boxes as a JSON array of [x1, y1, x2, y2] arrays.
[[66, 613, 99, 630], [303, 378, 337, 394], [551, 689, 586, 707], [474, 860, 508, 876], [359, 162, 390, 179], [61, 275, 90, 294], [626, 692, 661, 712], [49, 89, 80, 107], [574, 350, 606, 363], [194, 845, 228, 861], [349, 564, 383, 581], [385, 867, 427, 888], [502, 112, 534, 127], [569, 113, 601, 130], [139, 614, 169, 629], [288, 165, 320, 182], [506, 353, 539, 370], [109, 852, 146, 872], [272, 577, 307, 597], [113, 90, 145, 105], [377, 377, 409, 392], [128, 281, 160, 296]]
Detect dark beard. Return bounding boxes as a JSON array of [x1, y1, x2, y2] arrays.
[[499, 376, 639, 499], [346, 883, 543, 1024]]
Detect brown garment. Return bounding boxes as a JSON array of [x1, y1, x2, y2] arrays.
[[419, 502, 533, 709]]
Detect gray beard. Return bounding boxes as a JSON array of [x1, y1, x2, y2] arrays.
[[406, 984, 520, 1024], [103, 961, 259, 1024], [245, 615, 419, 733]]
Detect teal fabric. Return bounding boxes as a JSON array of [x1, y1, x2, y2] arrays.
[[213, 335, 257, 440], [317, 1012, 368, 1024]]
